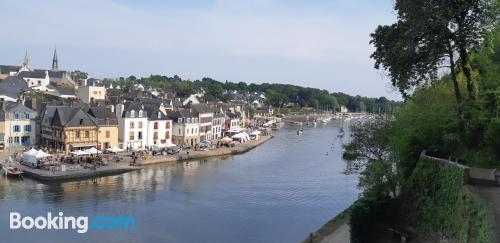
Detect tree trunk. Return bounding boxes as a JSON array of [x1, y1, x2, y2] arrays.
[[458, 46, 476, 100], [448, 46, 464, 131]]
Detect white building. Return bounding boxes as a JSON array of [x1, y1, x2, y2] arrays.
[[18, 70, 52, 92], [211, 108, 225, 140], [116, 102, 148, 150], [144, 105, 173, 148], [182, 95, 200, 106]]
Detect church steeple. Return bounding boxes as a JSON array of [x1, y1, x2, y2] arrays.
[[52, 47, 59, 71], [19, 49, 32, 72], [23, 49, 29, 67]]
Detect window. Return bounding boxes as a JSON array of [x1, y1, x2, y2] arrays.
[[129, 122, 134, 129], [76, 131, 80, 138], [38, 80, 41, 86], [25, 112, 30, 119], [138, 110, 143, 117], [14, 137, 20, 144], [8, 137, 12, 144], [153, 132, 158, 140], [178, 128, 181, 134], [130, 110, 135, 118], [79, 119, 84, 125], [13, 125, 20, 132], [14, 112, 19, 119], [165, 122, 170, 129], [165, 131, 170, 139], [178, 118, 183, 123], [191, 128, 194, 134], [85, 131, 90, 138], [138, 122, 143, 129], [129, 132, 134, 140], [24, 125, 31, 132], [138, 132, 143, 139], [154, 122, 158, 129], [93, 91, 98, 95], [106, 131, 110, 138], [158, 112, 161, 119]]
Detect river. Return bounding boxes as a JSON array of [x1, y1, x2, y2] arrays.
[[0, 122, 359, 243]]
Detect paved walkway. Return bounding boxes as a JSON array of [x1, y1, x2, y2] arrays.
[[320, 223, 350, 243]]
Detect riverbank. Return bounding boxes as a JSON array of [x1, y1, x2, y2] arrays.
[[303, 208, 351, 243], [7, 135, 273, 181], [137, 135, 273, 165]]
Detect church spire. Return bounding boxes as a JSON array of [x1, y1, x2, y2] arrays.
[[52, 47, 58, 71], [23, 49, 29, 67], [19, 49, 32, 72]]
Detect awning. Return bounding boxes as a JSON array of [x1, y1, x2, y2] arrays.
[[106, 146, 125, 153], [71, 143, 97, 148]]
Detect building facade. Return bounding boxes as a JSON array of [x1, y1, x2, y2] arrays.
[[115, 102, 148, 150], [0, 101, 37, 148], [77, 86, 106, 103], [190, 104, 213, 141], [88, 107, 119, 150], [168, 110, 199, 147], [41, 106, 98, 153], [144, 105, 173, 148]]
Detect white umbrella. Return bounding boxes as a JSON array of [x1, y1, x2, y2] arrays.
[[84, 147, 101, 154], [34, 150, 51, 158], [106, 146, 125, 153], [71, 150, 90, 156], [24, 148, 38, 155]]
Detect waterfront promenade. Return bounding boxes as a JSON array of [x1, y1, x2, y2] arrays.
[[138, 135, 273, 165], [1, 135, 273, 181]]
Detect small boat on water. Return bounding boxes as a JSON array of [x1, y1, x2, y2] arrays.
[[1, 158, 24, 178], [1, 165, 23, 177], [297, 129, 304, 135]]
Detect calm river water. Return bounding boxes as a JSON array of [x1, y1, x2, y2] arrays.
[[0, 122, 359, 243]]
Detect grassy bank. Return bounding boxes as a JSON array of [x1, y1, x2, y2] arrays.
[[399, 156, 491, 242], [348, 156, 492, 243]]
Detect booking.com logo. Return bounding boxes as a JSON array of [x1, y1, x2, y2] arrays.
[[9, 212, 136, 233]]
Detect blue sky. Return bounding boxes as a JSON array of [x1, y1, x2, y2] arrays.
[[1, 0, 399, 99]]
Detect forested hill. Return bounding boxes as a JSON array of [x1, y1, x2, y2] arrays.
[[104, 75, 401, 113]]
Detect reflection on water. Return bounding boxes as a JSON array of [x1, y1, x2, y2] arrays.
[[0, 122, 359, 243]]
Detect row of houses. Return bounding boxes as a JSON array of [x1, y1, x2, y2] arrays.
[[0, 98, 245, 153]]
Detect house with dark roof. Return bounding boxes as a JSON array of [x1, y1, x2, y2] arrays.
[[189, 103, 214, 141], [41, 106, 98, 153], [143, 104, 173, 147], [52, 86, 77, 99], [0, 100, 38, 148], [211, 107, 226, 139], [47, 70, 76, 87], [115, 102, 149, 149], [0, 76, 31, 102], [0, 65, 21, 78], [168, 110, 200, 147], [88, 107, 119, 149], [18, 70, 53, 92]]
